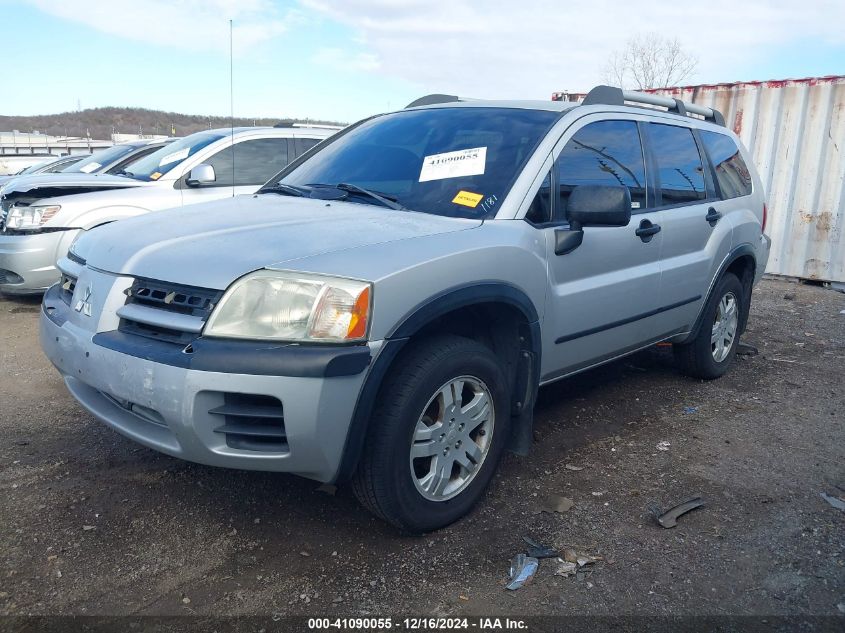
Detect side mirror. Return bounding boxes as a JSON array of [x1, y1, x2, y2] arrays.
[[185, 164, 216, 187], [554, 185, 632, 256], [567, 184, 632, 229]]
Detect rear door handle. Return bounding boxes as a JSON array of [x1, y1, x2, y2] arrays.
[[635, 219, 661, 243], [706, 207, 722, 226]]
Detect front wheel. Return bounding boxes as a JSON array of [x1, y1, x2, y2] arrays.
[[674, 272, 744, 379], [351, 335, 511, 533]]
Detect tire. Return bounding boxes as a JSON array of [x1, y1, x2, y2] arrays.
[[351, 335, 511, 533], [674, 272, 744, 380]]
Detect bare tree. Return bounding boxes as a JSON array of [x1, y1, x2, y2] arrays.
[[603, 33, 697, 90]]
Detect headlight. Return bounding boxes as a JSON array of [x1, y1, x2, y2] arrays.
[[204, 270, 372, 343], [5, 205, 61, 230]]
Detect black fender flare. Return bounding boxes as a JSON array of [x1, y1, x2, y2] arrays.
[[333, 282, 542, 483]]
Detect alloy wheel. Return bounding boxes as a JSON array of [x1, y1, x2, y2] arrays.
[[409, 375, 495, 501], [711, 291, 739, 362]]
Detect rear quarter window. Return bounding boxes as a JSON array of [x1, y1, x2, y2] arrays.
[[700, 130, 753, 199]]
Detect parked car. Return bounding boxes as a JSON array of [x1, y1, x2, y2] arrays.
[[41, 87, 770, 532], [0, 155, 84, 186], [0, 140, 173, 197], [57, 139, 172, 176], [0, 127, 333, 293]]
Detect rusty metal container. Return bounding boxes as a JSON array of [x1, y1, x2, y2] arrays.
[[648, 76, 845, 282]]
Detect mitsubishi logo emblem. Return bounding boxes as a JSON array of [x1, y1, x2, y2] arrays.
[[74, 284, 93, 317]]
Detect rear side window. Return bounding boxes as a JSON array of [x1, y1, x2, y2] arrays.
[[557, 120, 647, 217], [205, 138, 291, 187], [648, 124, 706, 205], [700, 131, 752, 199]]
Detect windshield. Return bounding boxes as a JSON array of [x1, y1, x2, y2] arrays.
[[62, 144, 138, 174], [272, 107, 560, 218], [124, 132, 225, 181]]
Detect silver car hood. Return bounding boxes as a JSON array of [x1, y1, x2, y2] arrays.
[[75, 194, 482, 288], [1, 172, 148, 196]]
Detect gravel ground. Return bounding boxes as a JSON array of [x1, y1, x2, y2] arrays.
[[1, 278, 843, 621]]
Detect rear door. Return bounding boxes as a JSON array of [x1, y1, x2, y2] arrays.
[[536, 116, 665, 381], [180, 137, 293, 206], [644, 122, 733, 334]]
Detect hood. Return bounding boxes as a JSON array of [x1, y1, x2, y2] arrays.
[[1, 172, 148, 197], [74, 194, 482, 288]]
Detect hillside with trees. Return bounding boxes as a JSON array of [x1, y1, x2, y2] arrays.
[[0, 107, 345, 140]]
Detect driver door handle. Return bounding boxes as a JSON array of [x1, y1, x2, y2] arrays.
[[635, 219, 661, 243]]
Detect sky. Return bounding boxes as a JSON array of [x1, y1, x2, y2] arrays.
[[2, 0, 843, 124]]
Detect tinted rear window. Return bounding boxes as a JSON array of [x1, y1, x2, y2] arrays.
[[700, 131, 753, 199], [204, 137, 291, 186], [649, 123, 706, 205]]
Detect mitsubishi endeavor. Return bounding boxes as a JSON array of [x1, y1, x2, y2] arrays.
[[40, 87, 771, 532]]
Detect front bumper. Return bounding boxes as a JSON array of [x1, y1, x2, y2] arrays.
[[0, 229, 79, 294], [40, 279, 375, 482]]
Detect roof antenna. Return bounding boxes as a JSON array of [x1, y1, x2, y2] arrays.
[[229, 18, 235, 197]]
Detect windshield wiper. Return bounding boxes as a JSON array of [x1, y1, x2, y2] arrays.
[[259, 183, 310, 197], [334, 183, 407, 211]]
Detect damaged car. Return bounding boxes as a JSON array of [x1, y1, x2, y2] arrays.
[[0, 154, 85, 186], [41, 88, 770, 532], [1, 127, 333, 294]]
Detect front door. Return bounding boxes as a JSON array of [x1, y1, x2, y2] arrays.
[[536, 117, 665, 381]]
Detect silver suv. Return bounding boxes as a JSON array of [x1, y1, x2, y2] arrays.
[[0, 127, 333, 294], [40, 87, 770, 532]]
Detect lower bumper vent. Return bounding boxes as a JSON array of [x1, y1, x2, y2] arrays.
[[0, 269, 24, 285], [209, 393, 287, 452]]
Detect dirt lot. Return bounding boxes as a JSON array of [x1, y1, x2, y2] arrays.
[[1, 278, 843, 622]]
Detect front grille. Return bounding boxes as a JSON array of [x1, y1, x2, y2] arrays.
[[118, 278, 223, 345], [126, 278, 221, 317], [209, 393, 287, 452], [59, 273, 77, 305]]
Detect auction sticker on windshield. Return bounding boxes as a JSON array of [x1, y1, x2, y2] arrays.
[[452, 190, 484, 208], [419, 147, 486, 182]]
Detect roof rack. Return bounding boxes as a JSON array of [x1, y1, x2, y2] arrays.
[[582, 85, 725, 127]]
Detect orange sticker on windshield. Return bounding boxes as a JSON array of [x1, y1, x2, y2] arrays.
[[150, 172, 162, 181], [452, 190, 484, 208]]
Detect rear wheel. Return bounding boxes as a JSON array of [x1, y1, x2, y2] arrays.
[[351, 335, 510, 533], [674, 272, 744, 379]]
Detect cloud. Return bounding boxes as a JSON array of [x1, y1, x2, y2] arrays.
[[312, 47, 380, 72], [300, 0, 845, 98], [27, 0, 298, 55]]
